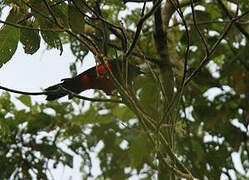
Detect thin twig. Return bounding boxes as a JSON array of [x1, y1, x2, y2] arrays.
[[120, 15, 167, 102], [190, 0, 209, 54], [160, 153, 194, 179], [184, 16, 238, 86], [89, 34, 160, 63], [234, 8, 249, 21], [20, 0, 54, 25], [97, 57, 157, 129], [95, 2, 108, 56], [41, 0, 101, 57], [79, 0, 127, 52], [217, 0, 249, 40], [58, 85, 123, 103], [43, 0, 61, 28], [0, 85, 48, 96], [169, 19, 249, 28], [125, 0, 163, 58], [172, 0, 191, 88], [159, 131, 194, 178], [67, 30, 100, 57]]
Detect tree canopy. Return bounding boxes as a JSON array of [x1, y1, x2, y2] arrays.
[[0, 0, 249, 179]]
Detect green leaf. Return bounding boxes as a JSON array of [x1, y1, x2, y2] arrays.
[[36, 143, 57, 158], [68, 2, 85, 33], [191, 139, 204, 165], [72, 105, 114, 125], [27, 112, 53, 133], [70, 36, 89, 62], [128, 134, 151, 172], [0, 92, 14, 114], [134, 76, 162, 118], [61, 150, 73, 168], [112, 105, 136, 121], [39, 20, 63, 53], [30, 0, 63, 54], [52, 5, 68, 28], [20, 22, 40, 54], [17, 95, 32, 107], [0, 8, 20, 68]]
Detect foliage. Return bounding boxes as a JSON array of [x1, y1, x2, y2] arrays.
[[0, 0, 249, 180]]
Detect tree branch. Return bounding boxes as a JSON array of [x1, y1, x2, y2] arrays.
[[58, 85, 123, 103], [0, 85, 123, 103], [0, 85, 48, 96], [20, 0, 54, 25], [169, 0, 191, 88], [43, 0, 61, 28], [190, 0, 209, 55], [217, 0, 249, 41], [77, 0, 128, 52], [159, 131, 194, 179], [169, 19, 249, 28], [123, 0, 152, 2], [125, 0, 163, 59], [184, 1, 241, 86], [0, 19, 64, 32]]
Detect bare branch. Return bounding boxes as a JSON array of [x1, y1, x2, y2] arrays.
[[89, 33, 160, 63], [184, 0, 241, 86], [0, 85, 48, 96], [96, 58, 157, 129], [78, 0, 128, 52], [58, 85, 123, 103], [190, 0, 209, 54], [159, 131, 194, 179], [125, 0, 163, 59], [169, 0, 191, 87], [0, 84, 123, 103], [169, 19, 249, 28], [217, 0, 249, 40], [184, 19, 237, 86], [234, 8, 249, 20]]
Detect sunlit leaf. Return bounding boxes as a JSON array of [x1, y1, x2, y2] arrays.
[[0, 8, 20, 68], [20, 22, 40, 54], [112, 105, 136, 121], [30, 0, 63, 54], [17, 95, 32, 107], [68, 1, 85, 34]]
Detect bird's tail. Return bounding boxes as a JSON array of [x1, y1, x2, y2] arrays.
[[45, 83, 67, 101]]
